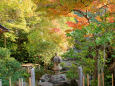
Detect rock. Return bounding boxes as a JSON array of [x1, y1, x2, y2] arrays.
[[38, 82, 53, 86], [61, 67, 70, 72], [40, 74, 51, 82], [50, 74, 67, 84], [70, 79, 78, 86], [38, 74, 70, 86], [53, 81, 70, 86]]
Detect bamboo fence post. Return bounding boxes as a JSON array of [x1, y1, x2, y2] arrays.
[[112, 73, 114, 86], [28, 67, 31, 86], [87, 74, 89, 86], [9, 77, 11, 86], [19, 78, 21, 86], [78, 66, 83, 86], [31, 68, 35, 86], [0, 79, 2, 86], [83, 75, 85, 86], [21, 78, 23, 86], [102, 72, 104, 86], [29, 77, 31, 86], [98, 73, 101, 86], [19, 78, 23, 86]]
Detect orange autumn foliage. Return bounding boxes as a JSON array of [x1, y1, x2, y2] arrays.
[[40, 0, 114, 34], [107, 17, 115, 23], [51, 28, 61, 33], [66, 12, 90, 30], [66, 16, 89, 30], [50, 28, 61, 34], [66, 22, 78, 28], [108, 4, 115, 13], [65, 29, 74, 33], [84, 34, 93, 38], [95, 16, 102, 21], [65, 0, 114, 33], [48, 0, 58, 2]]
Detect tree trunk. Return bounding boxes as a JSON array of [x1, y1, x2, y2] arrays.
[[4, 35, 6, 48], [94, 48, 99, 79]]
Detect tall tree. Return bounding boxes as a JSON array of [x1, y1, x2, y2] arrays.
[[26, 18, 69, 65]]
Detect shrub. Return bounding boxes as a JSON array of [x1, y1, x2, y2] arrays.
[[0, 58, 27, 86], [0, 47, 11, 58]]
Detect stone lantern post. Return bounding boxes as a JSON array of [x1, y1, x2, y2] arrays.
[[52, 53, 62, 74]]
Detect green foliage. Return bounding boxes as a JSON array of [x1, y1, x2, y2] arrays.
[[10, 29, 30, 62], [0, 47, 11, 58], [104, 70, 113, 86], [62, 48, 77, 58], [66, 64, 78, 79], [64, 22, 114, 76], [0, 0, 41, 62], [26, 18, 68, 65], [0, 0, 72, 63], [35, 66, 53, 80], [0, 1, 114, 86], [0, 58, 27, 86], [27, 31, 59, 64]]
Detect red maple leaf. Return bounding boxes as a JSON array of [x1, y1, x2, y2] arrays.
[[66, 22, 78, 28]]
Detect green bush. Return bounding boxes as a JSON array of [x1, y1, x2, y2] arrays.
[[66, 64, 78, 79], [0, 58, 27, 86], [0, 47, 11, 58]]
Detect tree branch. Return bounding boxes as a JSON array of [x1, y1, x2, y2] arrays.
[[72, 9, 92, 23]]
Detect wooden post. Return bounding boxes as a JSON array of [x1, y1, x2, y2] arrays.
[[21, 78, 23, 86], [19, 78, 23, 86], [87, 74, 89, 86], [98, 73, 101, 86], [83, 75, 85, 86], [112, 73, 114, 86], [29, 77, 31, 86], [9, 77, 11, 86], [19, 78, 21, 86], [0, 79, 2, 86], [102, 72, 104, 86], [28, 67, 31, 86]]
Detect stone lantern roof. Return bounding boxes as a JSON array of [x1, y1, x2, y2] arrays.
[[52, 54, 62, 63]]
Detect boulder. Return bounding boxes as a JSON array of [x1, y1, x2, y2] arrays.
[[70, 79, 78, 86], [50, 74, 67, 84], [38, 82, 53, 86], [40, 74, 51, 82], [38, 74, 76, 86]]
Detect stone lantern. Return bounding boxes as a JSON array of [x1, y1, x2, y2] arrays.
[[52, 53, 62, 74], [38, 54, 68, 86]]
